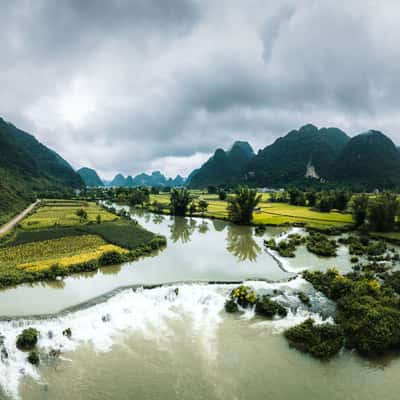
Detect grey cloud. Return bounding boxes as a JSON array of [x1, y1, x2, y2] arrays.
[[1, 0, 400, 178]]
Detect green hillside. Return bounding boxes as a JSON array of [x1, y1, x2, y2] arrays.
[[0, 117, 84, 224], [189, 141, 255, 188], [78, 167, 104, 187], [333, 130, 400, 189], [243, 124, 349, 186]]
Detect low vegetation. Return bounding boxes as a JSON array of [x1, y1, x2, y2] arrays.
[[16, 328, 38, 351], [301, 268, 400, 356], [306, 233, 338, 257], [0, 199, 166, 288], [284, 319, 344, 360], [225, 285, 287, 318], [264, 234, 305, 257]]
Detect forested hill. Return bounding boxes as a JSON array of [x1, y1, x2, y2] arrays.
[[188, 141, 255, 188], [187, 124, 400, 190], [78, 167, 104, 187], [0, 117, 84, 223], [243, 124, 350, 186]]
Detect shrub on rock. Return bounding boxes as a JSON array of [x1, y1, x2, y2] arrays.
[[230, 285, 257, 307], [224, 299, 239, 313], [255, 295, 287, 318], [27, 350, 40, 365], [16, 328, 38, 351]]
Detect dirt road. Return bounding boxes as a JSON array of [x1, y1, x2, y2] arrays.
[[0, 200, 39, 236]]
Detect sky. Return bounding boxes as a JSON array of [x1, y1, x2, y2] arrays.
[[1, 0, 400, 179]]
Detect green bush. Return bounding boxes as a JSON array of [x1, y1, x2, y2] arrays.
[[224, 299, 239, 313], [255, 295, 287, 318], [98, 251, 125, 266], [297, 291, 311, 307], [230, 285, 257, 307], [27, 350, 40, 365], [306, 233, 337, 257], [16, 328, 38, 351], [284, 319, 344, 360]]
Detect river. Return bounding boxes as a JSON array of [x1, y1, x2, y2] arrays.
[[0, 208, 398, 399]]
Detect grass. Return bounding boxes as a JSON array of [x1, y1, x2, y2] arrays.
[[20, 199, 117, 230], [149, 193, 354, 230], [369, 232, 400, 243], [0, 199, 166, 288]]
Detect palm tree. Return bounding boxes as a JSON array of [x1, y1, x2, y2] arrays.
[[169, 188, 192, 216], [227, 187, 261, 225]]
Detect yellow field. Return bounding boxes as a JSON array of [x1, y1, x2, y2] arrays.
[[18, 244, 128, 272], [0, 235, 108, 265], [149, 193, 354, 229], [21, 200, 117, 229]]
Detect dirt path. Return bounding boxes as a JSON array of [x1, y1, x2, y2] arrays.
[[0, 200, 39, 236]]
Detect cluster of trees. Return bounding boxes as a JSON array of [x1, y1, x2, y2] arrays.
[[269, 188, 352, 212], [350, 192, 400, 231], [168, 188, 209, 217], [303, 268, 400, 356], [283, 188, 352, 212]]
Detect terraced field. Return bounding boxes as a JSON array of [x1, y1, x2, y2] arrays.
[[0, 199, 165, 287]]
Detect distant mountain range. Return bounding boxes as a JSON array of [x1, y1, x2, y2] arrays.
[[2, 115, 400, 225], [99, 171, 186, 188], [188, 124, 400, 190], [0, 117, 84, 220]]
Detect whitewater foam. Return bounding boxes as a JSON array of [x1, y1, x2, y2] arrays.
[[0, 280, 330, 399]]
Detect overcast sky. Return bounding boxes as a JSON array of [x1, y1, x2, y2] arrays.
[[1, 0, 400, 179]]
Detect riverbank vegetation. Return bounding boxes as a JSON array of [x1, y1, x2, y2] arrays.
[[291, 268, 400, 357], [0, 199, 166, 288]]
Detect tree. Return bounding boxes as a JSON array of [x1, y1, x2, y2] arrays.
[[368, 192, 399, 232], [334, 190, 351, 211], [316, 192, 334, 212], [288, 188, 306, 206], [218, 190, 227, 201], [76, 208, 88, 223], [170, 188, 192, 216], [227, 186, 261, 225], [306, 191, 317, 207], [350, 194, 369, 226], [129, 187, 150, 206], [198, 200, 209, 216]]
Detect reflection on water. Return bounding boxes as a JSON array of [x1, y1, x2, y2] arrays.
[[152, 214, 165, 224], [212, 219, 228, 232], [198, 221, 209, 234], [169, 217, 197, 243], [226, 224, 261, 262]]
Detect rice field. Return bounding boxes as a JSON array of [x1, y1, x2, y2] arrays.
[[20, 199, 117, 230], [149, 193, 354, 229]]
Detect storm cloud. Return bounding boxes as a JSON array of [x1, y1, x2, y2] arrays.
[[1, 0, 400, 178]]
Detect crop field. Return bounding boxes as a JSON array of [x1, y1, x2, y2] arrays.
[[20, 200, 117, 230], [149, 193, 354, 229], [18, 244, 128, 272], [82, 220, 157, 250], [0, 199, 164, 287]]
